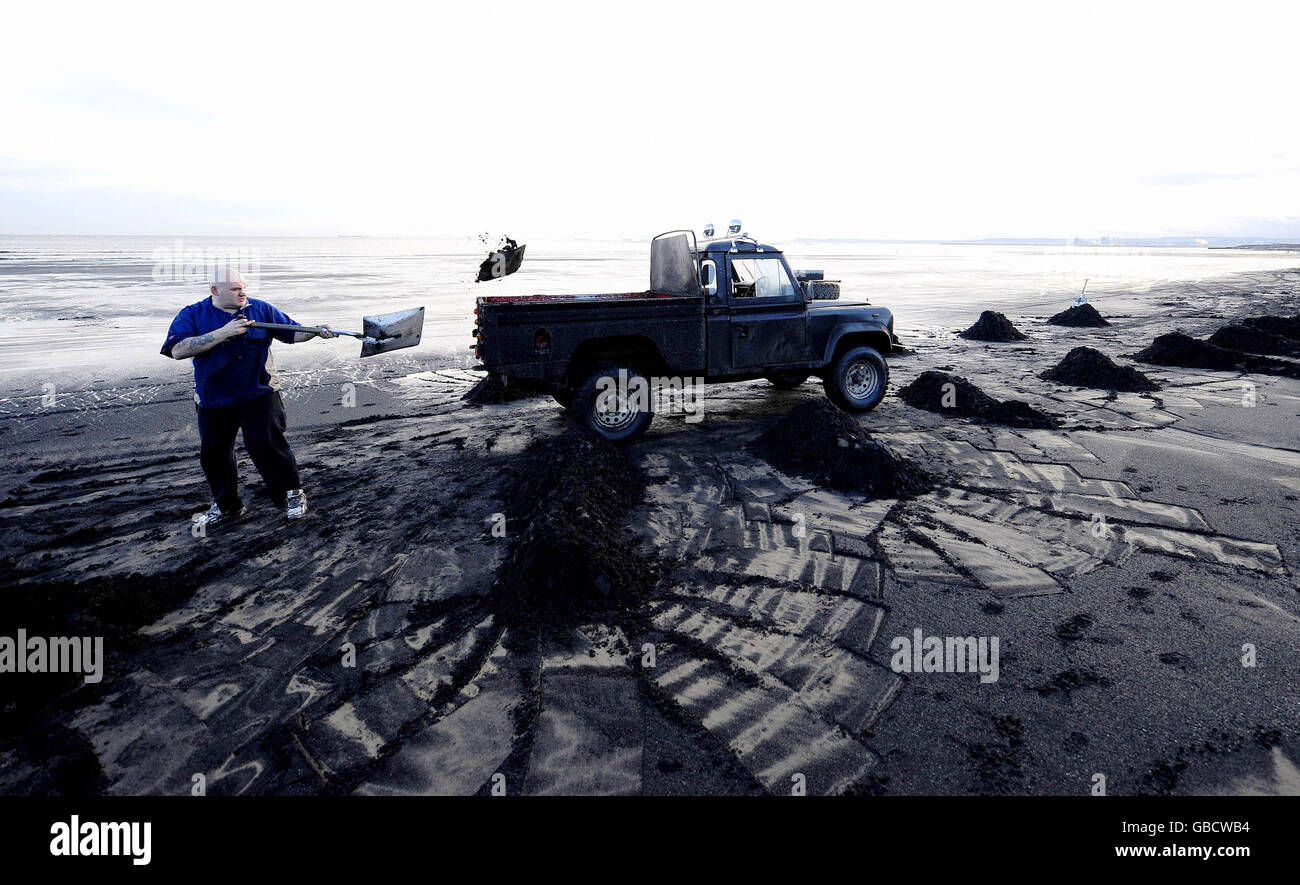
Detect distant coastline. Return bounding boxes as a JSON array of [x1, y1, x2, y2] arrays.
[[794, 236, 1300, 249], [1210, 243, 1300, 251]]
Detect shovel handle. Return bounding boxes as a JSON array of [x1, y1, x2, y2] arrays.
[[245, 321, 364, 339]]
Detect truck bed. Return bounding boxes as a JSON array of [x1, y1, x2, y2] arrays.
[[476, 290, 694, 304], [474, 290, 706, 381]]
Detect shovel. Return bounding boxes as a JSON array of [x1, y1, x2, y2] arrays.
[[247, 306, 425, 358]]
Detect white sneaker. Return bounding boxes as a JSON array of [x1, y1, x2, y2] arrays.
[[286, 489, 308, 520], [192, 502, 246, 527]]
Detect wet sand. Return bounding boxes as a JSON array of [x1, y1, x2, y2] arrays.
[[1, 267, 1299, 796]]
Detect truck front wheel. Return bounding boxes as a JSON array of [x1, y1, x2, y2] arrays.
[[824, 345, 889, 412], [574, 365, 654, 443]]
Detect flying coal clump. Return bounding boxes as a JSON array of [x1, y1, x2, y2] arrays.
[[475, 235, 526, 283]]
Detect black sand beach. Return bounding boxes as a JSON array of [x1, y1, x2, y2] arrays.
[[2, 267, 1299, 796]]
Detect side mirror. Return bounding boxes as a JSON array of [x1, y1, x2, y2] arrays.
[[700, 259, 718, 298]]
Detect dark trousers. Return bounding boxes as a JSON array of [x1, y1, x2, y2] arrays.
[[197, 391, 301, 512]]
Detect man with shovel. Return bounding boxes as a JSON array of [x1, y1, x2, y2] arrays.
[[162, 267, 333, 526]]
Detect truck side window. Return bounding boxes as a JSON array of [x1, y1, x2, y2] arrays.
[[729, 257, 798, 301], [700, 259, 719, 298]]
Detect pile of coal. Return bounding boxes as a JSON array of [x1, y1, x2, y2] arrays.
[[749, 400, 934, 499], [898, 370, 1060, 428], [1241, 315, 1300, 340], [462, 374, 541, 404], [492, 426, 656, 625], [1133, 332, 1243, 370], [1209, 323, 1300, 358], [1041, 347, 1159, 392], [958, 310, 1027, 341], [1047, 303, 1110, 327], [1133, 332, 1300, 378]]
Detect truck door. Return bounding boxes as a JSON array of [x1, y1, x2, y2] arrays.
[[726, 254, 809, 371]]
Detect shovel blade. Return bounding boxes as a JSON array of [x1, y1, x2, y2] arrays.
[[359, 306, 425, 357]]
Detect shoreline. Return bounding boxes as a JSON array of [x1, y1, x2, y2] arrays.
[[2, 240, 1299, 393]]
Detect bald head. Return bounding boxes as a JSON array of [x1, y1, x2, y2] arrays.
[[210, 267, 249, 311]]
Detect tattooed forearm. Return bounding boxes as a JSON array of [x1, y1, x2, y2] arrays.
[[172, 332, 218, 359], [170, 315, 250, 358]]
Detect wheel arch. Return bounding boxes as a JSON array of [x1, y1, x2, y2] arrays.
[[823, 325, 893, 368], [566, 335, 667, 386]]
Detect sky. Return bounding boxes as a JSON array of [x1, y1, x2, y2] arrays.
[[2, 0, 1298, 241]]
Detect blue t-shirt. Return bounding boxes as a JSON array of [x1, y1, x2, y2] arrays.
[[161, 297, 300, 408]]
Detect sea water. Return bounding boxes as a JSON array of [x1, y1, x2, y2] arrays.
[[0, 234, 1296, 393]]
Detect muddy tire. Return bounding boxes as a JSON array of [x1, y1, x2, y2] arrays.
[[766, 371, 811, 389], [824, 345, 888, 412], [574, 364, 654, 443]]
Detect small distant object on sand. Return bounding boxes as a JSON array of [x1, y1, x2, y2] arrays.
[[1041, 346, 1159, 392], [1047, 303, 1110, 328], [749, 400, 934, 499], [1133, 332, 1300, 378], [475, 236, 526, 282], [898, 370, 1060, 428], [958, 310, 1027, 342]]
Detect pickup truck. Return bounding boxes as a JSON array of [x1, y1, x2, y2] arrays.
[[472, 227, 897, 441]]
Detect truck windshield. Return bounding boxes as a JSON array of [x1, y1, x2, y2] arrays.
[[730, 257, 798, 300]]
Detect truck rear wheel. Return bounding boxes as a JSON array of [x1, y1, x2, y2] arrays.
[[574, 365, 654, 443], [824, 345, 888, 412], [765, 371, 810, 389]]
